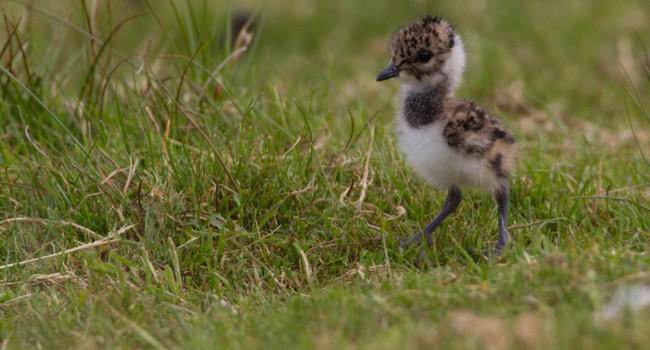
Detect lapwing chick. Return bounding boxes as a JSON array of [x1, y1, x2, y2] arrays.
[[376, 16, 516, 253]]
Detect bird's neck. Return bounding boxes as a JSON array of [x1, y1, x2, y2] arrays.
[[403, 74, 453, 96], [401, 79, 450, 128]]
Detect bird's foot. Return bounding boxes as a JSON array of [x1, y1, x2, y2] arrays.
[[398, 231, 425, 250], [470, 246, 505, 258], [373, 231, 421, 249], [374, 231, 433, 266]]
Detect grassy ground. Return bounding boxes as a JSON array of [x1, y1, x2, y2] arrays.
[[1, 0, 649, 348]]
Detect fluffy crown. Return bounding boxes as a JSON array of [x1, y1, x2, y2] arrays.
[[389, 16, 456, 67], [383, 16, 465, 92]]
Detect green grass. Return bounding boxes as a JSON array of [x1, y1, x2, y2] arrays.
[[1, 0, 649, 348]]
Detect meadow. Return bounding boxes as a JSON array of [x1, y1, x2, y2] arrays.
[[0, 0, 649, 348]]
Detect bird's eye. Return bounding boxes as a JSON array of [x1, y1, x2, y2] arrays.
[[417, 50, 433, 63]]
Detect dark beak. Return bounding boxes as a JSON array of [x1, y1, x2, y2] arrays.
[[376, 62, 400, 81]]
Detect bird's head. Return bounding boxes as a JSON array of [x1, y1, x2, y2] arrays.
[[377, 16, 466, 93]]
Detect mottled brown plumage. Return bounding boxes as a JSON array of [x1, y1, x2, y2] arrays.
[[442, 100, 516, 176], [390, 17, 456, 79]]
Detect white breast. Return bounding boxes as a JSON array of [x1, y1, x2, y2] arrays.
[[396, 118, 495, 192]]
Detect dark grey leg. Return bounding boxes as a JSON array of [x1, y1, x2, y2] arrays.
[[401, 186, 463, 248], [494, 181, 510, 252]]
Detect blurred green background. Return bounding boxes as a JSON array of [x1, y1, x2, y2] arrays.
[[4, 0, 649, 123]]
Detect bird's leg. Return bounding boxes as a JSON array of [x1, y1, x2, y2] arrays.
[[401, 186, 463, 248], [494, 180, 510, 252]]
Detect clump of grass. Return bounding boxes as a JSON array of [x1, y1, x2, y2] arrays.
[[624, 37, 650, 175]]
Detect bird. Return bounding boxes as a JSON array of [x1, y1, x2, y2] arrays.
[[376, 16, 516, 254]]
